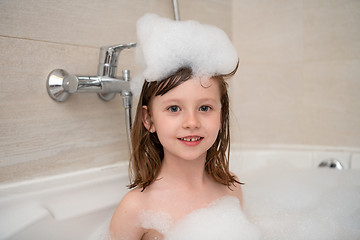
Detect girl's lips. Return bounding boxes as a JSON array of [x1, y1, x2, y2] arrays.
[[178, 136, 204, 146]]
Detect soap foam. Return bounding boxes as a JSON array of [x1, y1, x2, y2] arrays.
[[140, 210, 173, 235], [135, 14, 238, 82], [164, 196, 260, 240], [140, 196, 260, 240], [241, 166, 360, 240]]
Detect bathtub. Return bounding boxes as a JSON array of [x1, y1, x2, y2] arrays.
[[1, 147, 359, 239], [0, 162, 129, 240]]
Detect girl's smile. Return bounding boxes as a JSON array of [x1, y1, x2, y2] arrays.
[[178, 135, 204, 146]]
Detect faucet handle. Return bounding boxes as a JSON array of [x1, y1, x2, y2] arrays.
[[98, 43, 136, 77], [46, 69, 74, 102]]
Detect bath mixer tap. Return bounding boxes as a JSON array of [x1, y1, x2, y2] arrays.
[[46, 42, 136, 152], [47, 42, 136, 102]]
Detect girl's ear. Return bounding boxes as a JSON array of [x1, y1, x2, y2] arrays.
[[142, 106, 152, 131]]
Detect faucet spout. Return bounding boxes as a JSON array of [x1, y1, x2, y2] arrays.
[[98, 43, 136, 78]]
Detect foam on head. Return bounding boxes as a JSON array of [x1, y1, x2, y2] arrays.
[[135, 14, 238, 82]]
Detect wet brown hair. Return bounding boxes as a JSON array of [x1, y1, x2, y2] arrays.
[[128, 63, 241, 190]]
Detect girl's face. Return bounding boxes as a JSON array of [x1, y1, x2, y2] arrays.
[[142, 77, 222, 163]]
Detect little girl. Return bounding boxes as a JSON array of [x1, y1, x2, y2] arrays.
[[109, 14, 259, 240]]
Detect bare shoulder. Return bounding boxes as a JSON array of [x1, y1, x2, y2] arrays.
[[109, 188, 146, 239], [227, 171, 244, 207]]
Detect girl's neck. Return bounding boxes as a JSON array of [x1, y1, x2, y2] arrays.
[[158, 153, 209, 190]]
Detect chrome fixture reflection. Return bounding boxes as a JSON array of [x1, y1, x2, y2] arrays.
[[46, 43, 136, 152], [318, 158, 344, 170], [172, 0, 180, 21]]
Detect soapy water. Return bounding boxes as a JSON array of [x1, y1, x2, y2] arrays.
[[90, 165, 360, 240], [140, 166, 360, 240], [140, 196, 260, 240], [240, 164, 360, 240], [90, 197, 260, 240]]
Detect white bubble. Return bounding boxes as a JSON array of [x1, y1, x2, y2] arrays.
[[135, 14, 238, 83], [140, 210, 173, 235], [140, 196, 261, 240]]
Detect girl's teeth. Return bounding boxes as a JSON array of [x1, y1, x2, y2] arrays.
[[181, 137, 201, 142]]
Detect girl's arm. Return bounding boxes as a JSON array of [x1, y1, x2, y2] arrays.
[[109, 190, 145, 240]]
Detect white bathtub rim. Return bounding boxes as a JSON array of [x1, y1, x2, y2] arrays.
[[0, 161, 130, 239], [230, 143, 360, 153], [230, 144, 360, 171], [0, 161, 129, 191]]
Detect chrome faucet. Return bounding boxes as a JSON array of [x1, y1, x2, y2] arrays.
[[318, 158, 344, 170], [46, 42, 136, 152], [47, 42, 136, 102]]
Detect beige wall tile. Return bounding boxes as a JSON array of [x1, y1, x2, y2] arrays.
[[0, 0, 149, 46], [233, 0, 303, 64], [149, 0, 174, 19], [231, 0, 360, 148], [229, 63, 303, 144], [180, 0, 232, 37], [304, 0, 360, 61], [301, 60, 360, 146], [0, 0, 232, 47]]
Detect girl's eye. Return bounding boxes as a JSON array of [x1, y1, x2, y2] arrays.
[[168, 106, 181, 112], [199, 105, 211, 112]]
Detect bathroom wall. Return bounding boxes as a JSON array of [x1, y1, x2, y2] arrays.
[[0, 0, 232, 183], [2, 0, 359, 184], [231, 0, 360, 148]]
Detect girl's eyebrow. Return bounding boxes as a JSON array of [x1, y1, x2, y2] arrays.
[[158, 98, 181, 105], [161, 97, 218, 102], [197, 97, 218, 102]]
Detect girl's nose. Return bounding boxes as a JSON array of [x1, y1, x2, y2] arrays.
[[182, 111, 201, 129]]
